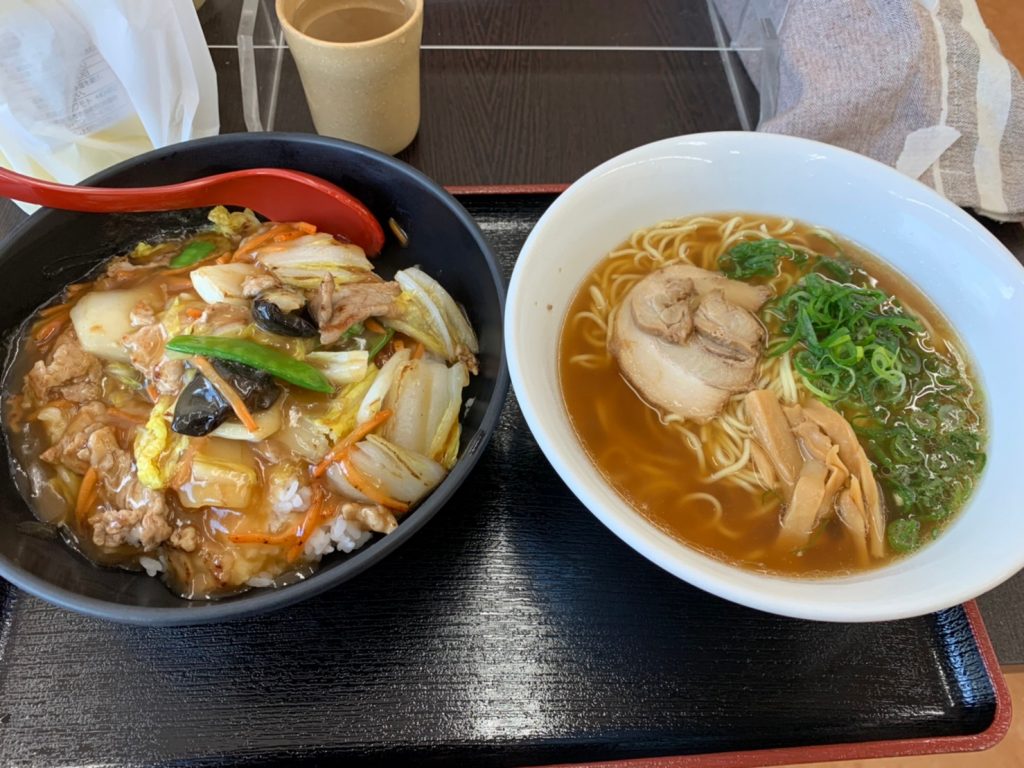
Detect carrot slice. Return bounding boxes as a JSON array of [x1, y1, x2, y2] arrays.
[[191, 356, 259, 433], [185, 307, 204, 319], [230, 224, 295, 262], [231, 485, 328, 550], [295, 485, 325, 539], [312, 409, 393, 478], [75, 467, 99, 522], [338, 451, 409, 512], [287, 486, 327, 562], [272, 230, 305, 244], [365, 318, 385, 334], [412, 342, 424, 360], [230, 221, 317, 262], [33, 316, 67, 343], [38, 303, 72, 319]]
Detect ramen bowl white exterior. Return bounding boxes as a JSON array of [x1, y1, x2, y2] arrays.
[[506, 131, 1024, 622]]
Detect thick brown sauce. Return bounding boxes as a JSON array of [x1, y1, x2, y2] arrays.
[[3, 232, 376, 599], [558, 214, 984, 576]]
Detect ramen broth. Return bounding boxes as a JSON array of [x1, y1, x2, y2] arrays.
[[559, 213, 985, 576]]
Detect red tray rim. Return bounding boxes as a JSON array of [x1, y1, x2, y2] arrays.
[[445, 183, 1013, 766], [447, 183, 571, 196], [538, 602, 1010, 768]]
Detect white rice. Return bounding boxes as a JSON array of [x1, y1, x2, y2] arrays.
[[271, 480, 312, 515], [139, 555, 164, 577], [304, 515, 373, 559], [241, 516, 374, 589], [266, 475, 313, 533], [135, 476, 373, 588]]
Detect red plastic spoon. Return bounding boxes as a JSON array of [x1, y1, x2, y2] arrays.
[[0, 166, 386, 256]]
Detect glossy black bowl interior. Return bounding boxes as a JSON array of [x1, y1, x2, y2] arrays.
[[0, 133, 507, 625]]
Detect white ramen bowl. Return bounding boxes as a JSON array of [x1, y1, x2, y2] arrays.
[[506, 132, 1024, 622]]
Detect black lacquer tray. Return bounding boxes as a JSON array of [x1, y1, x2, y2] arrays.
[[0, 193, 1008, 768]]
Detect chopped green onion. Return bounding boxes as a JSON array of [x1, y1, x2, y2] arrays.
[[718, 238, 805, 280], [938, 404, 964, 430], [908, 410, 938, 433], [887, 518, 921, 552], [766, 273, 919, 405], [816, 257, 854, 281]]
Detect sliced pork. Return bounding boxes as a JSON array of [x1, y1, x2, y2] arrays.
[[26, 330, 103, 405], [609, 265, 769, 423], [310, 277, 401, 345], [653, 264, 772, 312]]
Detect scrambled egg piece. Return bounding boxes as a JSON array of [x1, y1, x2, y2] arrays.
[[135, 397, 190, 490], [317, 365, 378, 440], [208, 205, 260, 237], [129, 241, 161, 262]]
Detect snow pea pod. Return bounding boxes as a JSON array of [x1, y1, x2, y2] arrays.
[[169, 240, 217, 268], [165, 335, 333, 393]]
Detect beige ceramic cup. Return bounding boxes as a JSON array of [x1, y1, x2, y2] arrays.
[[276, 0, 423, 155]]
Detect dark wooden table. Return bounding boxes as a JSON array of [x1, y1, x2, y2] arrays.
[[1, 0, 1022, 670]]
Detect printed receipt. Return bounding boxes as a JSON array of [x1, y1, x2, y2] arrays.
[[0, 23, 133, 143], [0, 0, 218, 204]]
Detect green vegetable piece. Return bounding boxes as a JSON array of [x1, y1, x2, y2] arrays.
[[169, 241, 217, 269], [105, 361, 144, 391], [368, 327, 396, 362], [817, 257, 853, 281], [718, 239, 799, 280], [165, 335, 334, 393], [886, 518, 921, 553], [766, 273, 921, 405]]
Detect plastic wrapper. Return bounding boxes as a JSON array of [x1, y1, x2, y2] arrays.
[[0, 0, 219, 210]]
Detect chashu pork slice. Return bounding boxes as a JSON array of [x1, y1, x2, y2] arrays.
[[609, 264, 770, 423], [653, 264, 772, 312]]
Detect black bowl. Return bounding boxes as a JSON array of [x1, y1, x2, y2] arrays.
[[0, 133, 507, 625]]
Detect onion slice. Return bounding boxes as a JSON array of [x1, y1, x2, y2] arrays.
[[401, 267, 478, 354], [326, 435, 445, 507], [305, 350, 370, 385], [257, 234, 373, 288], [382, 358, 468, 461], [357, 348, 411, 424]]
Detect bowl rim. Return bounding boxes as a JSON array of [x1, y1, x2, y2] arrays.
[[0, 132, 509, 625], [506, 130, 1024, 622]]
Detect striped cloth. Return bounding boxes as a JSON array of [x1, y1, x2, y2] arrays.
[[719, 0, 1024, 221]]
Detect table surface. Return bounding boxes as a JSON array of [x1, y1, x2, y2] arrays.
[[1, 0, 1023, 668]]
